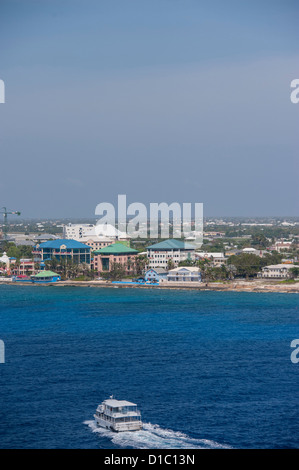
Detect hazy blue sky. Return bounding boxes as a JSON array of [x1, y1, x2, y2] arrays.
[[0, 0, 298, 218]]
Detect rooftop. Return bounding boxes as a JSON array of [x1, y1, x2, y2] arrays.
[[263, 264, 296, 269], [146, 267, 168, 274], [37, 239, 91, 250], [147, 239, 195, 251], [196, 252, 226, 258], [104, 399, 137, 408], [168, 266, 200, 273], [35, 233, 60, 240], [94, 243, 138, 255], [32, 270, 60, 278]]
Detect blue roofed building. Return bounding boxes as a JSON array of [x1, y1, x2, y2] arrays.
[[146, 239, 196, 268], [144, 268, 168, 283], [33, 239, 91, 266]]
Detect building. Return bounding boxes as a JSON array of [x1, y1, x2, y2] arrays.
[[204, 231, 225, 238], [0, 252, 10, 267], [0, 252, 10, 275], [258, 264, 296, 279], [31, 271, 61, 283], [146, 239, 196, 268], [92, 243, 138, 274], [63, 223, 129, 243], [63, 223, 97, 239], [14, 240, 36, 247], [271, 241, 293, 252], [11, 258, 35, 277], [241, 247, 260, 256], [144, 268, 168, 283], [34, 233, 61, 242], [167, 267, 201, 282], [70, 235, 125, 252], [33, 239, 91, 265], [195, 252, 227, 266], [224, 249, 241, 257]]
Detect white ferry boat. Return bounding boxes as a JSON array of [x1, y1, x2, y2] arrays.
[[94, 396, 142, 432]]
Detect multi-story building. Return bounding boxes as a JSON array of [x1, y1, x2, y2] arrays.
[[63, 223, 96, 239], [167, 266, 201, 282], [33, 239, 91, 265], [195, 252, 227, 267], [146, 239, 196, 268], [73, 236, 116, 252], [63, 223, 129, 242], [92, 243, 138, 274], [144, 268, 168, 283], [258, 264, 296, 279], [270, 241, 294, 252], [12, 259, 35, 277]]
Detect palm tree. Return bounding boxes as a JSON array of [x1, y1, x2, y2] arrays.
[[34, 262, 40, 273], [69, 262, 80, 279], [45, 256, 58, 272], [13, 260, 20, 276], [167, 259, 175, 271], [135, 255, 148, 276], [196, 258, 212, 282]]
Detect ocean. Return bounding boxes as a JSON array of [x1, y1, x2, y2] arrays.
[[0, 285, 298, 449]]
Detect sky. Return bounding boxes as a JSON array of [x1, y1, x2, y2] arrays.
[[0, 0, 298, 218]]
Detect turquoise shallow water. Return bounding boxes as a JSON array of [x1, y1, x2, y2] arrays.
[[0, 285, 298, 448]]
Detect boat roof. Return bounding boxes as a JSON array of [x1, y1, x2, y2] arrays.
[[103, 399, 137, 408]]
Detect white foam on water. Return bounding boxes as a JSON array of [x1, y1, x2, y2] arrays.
[[84, 420, 231, 449]]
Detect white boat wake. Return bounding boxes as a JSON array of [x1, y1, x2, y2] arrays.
[[84, 420, 231, 449]]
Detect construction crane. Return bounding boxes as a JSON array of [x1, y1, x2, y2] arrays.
[[0, 207, 21, 241]]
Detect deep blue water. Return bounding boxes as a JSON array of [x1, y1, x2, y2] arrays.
[[0, 285, 298, 449]]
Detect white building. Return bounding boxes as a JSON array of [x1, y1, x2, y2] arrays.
[[195, 252, 227, 266], [146, 239, 196, 268], [259, 264, 296, 279], [63, 223, 129, 242], [63, 223, 96, 239], [0, 252, 10, 267], [72, 236, 116, 252], [272, 241, 293, 252], [242, 247, 260, 256], [167, 267, 201, 282]]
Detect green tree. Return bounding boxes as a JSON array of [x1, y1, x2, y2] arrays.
[[178, 258, 195, 267], [251, 234, 270, 249], [102, 262, 126, 281], [227, 253, 263, 279], [261, 252, 283, 266], [289, 267, 299, 279]]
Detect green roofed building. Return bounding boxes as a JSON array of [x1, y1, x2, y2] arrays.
[[146, 239, 196, 269], [92, 243, 138, 274], [31, 270, 61, 283]]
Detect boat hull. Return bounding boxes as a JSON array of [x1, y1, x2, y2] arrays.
[[94, 415, 142, 432]]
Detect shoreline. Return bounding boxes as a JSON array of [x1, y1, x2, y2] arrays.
[[1, 279, 298, 293]]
